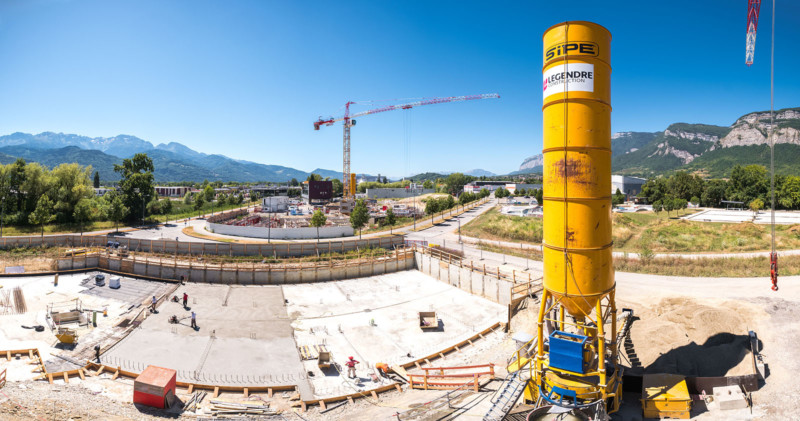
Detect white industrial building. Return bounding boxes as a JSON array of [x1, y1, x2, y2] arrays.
[[262, 196, 290, 212], [463, 181, 541, 194], [611, 175, 646, 199]]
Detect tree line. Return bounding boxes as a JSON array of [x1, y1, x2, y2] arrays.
[[0, 153, 250, 236], [639, 164, 800, 211]]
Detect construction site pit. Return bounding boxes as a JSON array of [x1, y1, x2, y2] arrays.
[[1, 269, 508, 417]]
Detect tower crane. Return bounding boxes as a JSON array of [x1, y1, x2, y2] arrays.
[[314, 93, 500, 199]]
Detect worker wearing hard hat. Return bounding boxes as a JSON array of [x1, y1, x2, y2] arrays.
[[345, 356, 359, 379]]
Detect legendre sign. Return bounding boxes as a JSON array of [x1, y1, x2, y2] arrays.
[[542, 62, 594, 99]]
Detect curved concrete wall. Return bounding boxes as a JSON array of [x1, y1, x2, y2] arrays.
[[0, 234, 402, 257], [57, 253, 415, 285], [206, 222, 354, 240]]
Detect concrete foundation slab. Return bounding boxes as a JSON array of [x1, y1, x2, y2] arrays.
[[283, 270, 507, 399], [102, 283, 308, 391]]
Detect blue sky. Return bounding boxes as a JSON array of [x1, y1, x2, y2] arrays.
[[0, 0, 798, 177]]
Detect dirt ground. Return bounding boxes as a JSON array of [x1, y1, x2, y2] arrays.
[[621, 296, 767, 377]]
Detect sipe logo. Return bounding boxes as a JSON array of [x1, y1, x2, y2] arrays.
[[545, 42, 599, 61]]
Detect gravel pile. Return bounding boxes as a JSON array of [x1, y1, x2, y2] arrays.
[[0, 381, 182, 421]]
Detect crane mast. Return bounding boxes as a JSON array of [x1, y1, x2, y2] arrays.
[[314, 94, 500, 199]]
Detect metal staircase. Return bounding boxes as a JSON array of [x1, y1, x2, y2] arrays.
[[482, 369, 528, 421]]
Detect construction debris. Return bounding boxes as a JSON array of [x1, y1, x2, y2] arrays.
[[208, 399, 275, 416], [13, 286, 26, 314], [183, 391, 206, 413]]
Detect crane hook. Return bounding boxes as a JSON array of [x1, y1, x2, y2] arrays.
[[770, 252, 778, 291]]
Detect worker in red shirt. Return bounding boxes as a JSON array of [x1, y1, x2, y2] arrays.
[[345, 356, 359, 379], [183, 292, 188, 308]]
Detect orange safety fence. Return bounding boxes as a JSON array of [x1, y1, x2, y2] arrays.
[[407, 363, 495, 392]]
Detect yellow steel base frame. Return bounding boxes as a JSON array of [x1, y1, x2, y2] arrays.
[[525, 288, 623, 414]]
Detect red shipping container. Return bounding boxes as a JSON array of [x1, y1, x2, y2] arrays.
[[133, 365, 177, 409]]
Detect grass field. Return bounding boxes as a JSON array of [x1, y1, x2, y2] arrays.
[[0, 220, 129, 236], [462, 206, 800, 253], [460, 208, 543, 243], [476, 243, 799, 277]]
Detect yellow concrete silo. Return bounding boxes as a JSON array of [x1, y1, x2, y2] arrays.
[[520, 21, 622, 414]]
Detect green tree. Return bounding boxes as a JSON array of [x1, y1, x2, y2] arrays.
[[350, 199, 369, 239], [422, 180, 434, 190], [778, 175, 800, 210], [9, 158, 27, 213], [701, 179, 727, 208], [384, 207, 396, 234], [382, 176, 388, 184], [183, 191, 193, 205], [652, 200, 663, 215], [640, 177, 668, 204], [114, 153, 155, 223], [146, 198, 163, 215], [727, 165, 768, 205], [749, 198, 764, 216], [441, 195, 455, 210], [444, 173, 472, 196], [29, 194, 55, 238], [662, 196, 675, 217], [425, 198, 440, 215], [289, 178, 299, 187], [495, 188, 510, 199], [93, 171, 100, 189], [516, 188, 526, 197], [331, 178, 343, 197], [307, 173, 322, 182], [534, 188, 543, 205], [675, 198, 688, 216], [194, 194, 205, 217], [310, 210, 327, 242], [23, 163, 52, 216], [203, 185, 215, 203], [106, 193, 129, 233], [459, 192, 475, 205], [161, 198, 173, 215], [667, 171, 703, 201], [690, 196, 700, 206], [612, 188, 626, 206], [73, 198, 94, 235]]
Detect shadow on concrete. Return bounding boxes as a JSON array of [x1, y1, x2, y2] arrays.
[[422, 320, 446, 332], [54, 342, 77, 351]]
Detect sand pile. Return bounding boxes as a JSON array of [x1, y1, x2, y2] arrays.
[[623, 296, 764, 377]]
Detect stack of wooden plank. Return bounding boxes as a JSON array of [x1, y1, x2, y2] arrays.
[[208, 400, 275, 416]]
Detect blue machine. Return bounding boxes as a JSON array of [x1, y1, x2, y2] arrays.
[[548, 330, 589, 374]]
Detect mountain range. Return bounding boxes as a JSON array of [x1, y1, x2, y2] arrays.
[[0, 132, 342, 183], [516, 106, 800, 179]]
